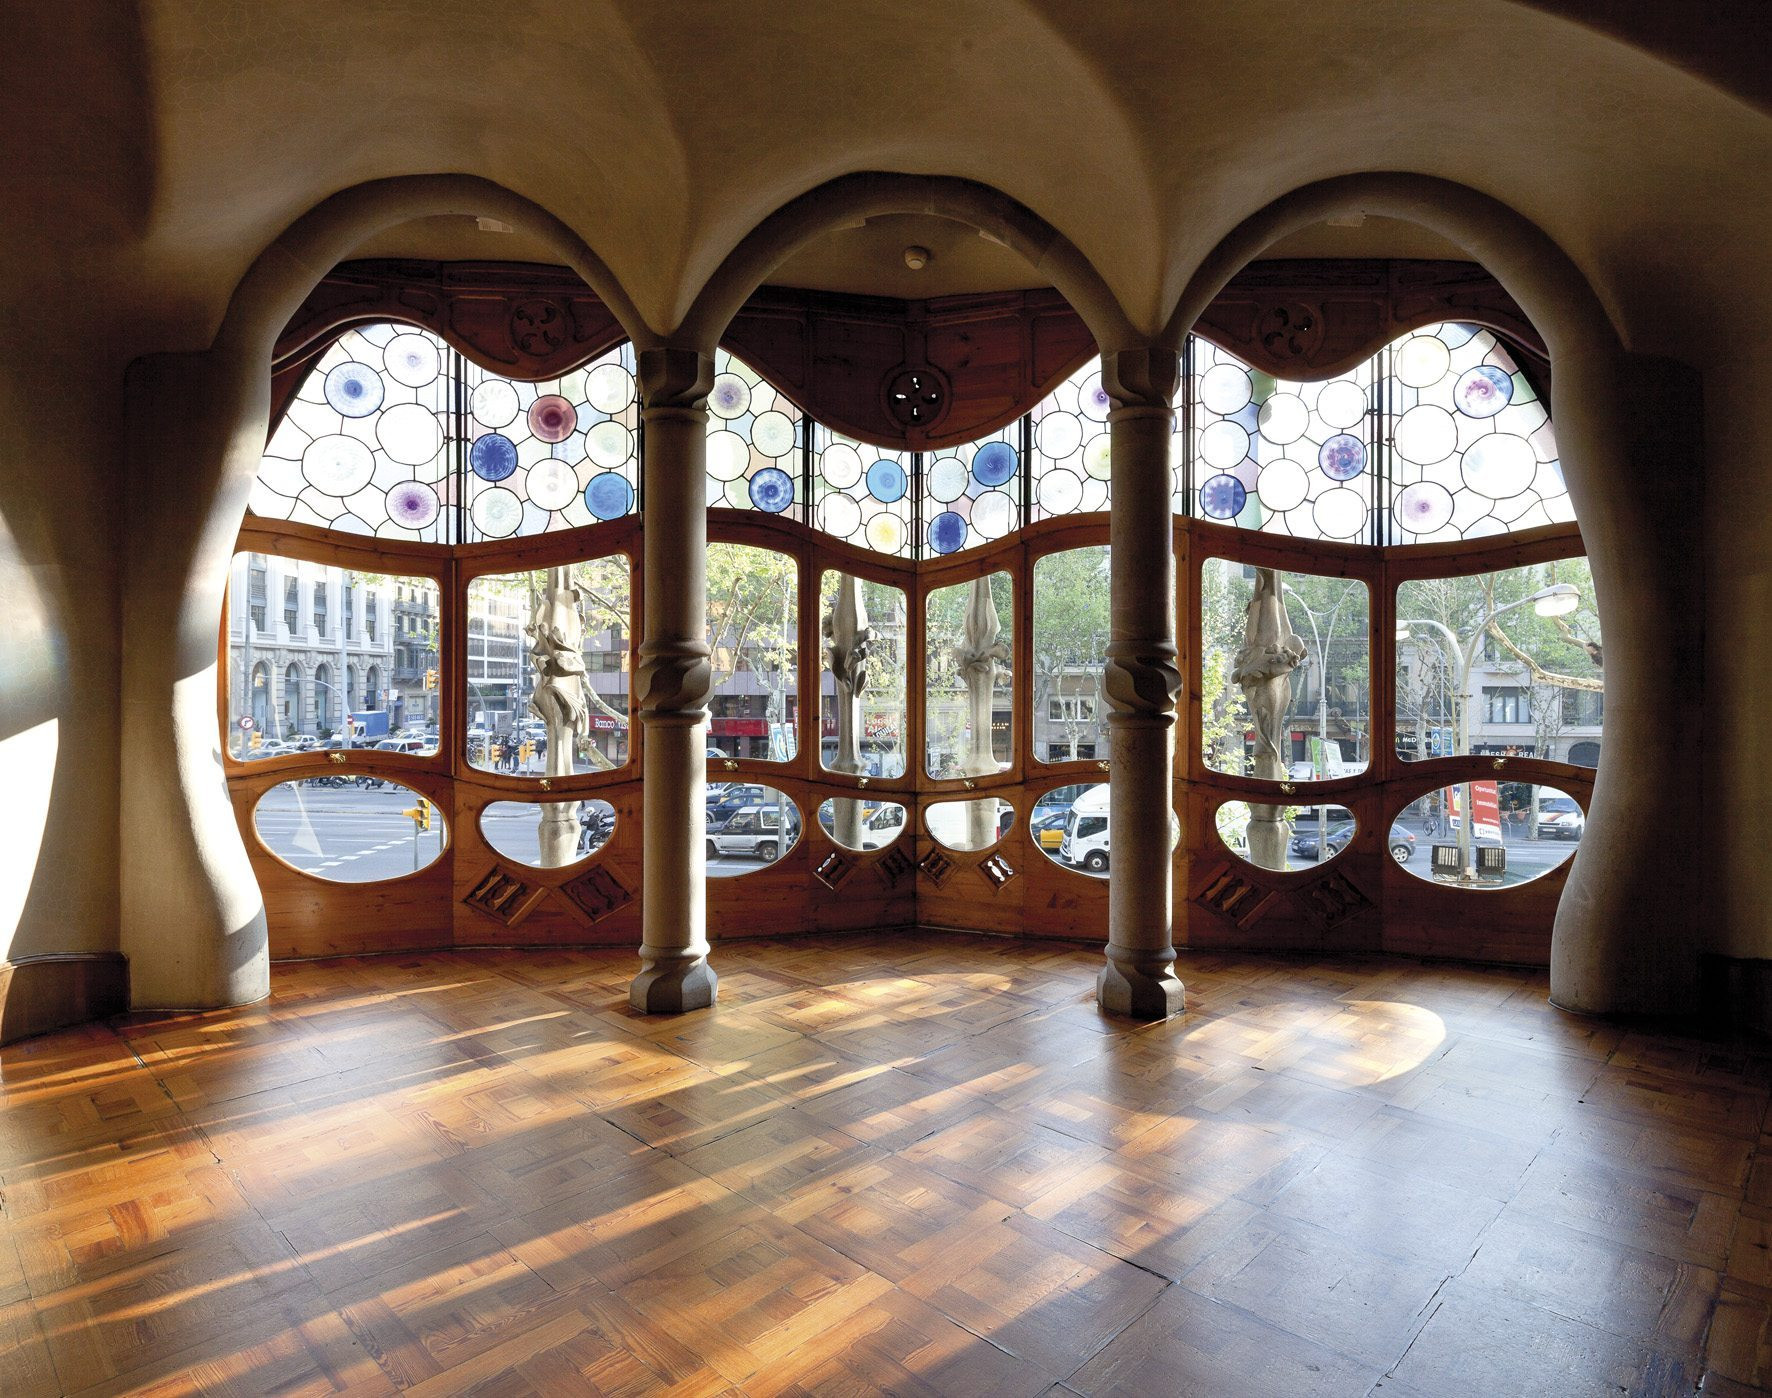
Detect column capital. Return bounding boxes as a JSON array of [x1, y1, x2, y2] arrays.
[[637, 345, 717, 411], [1101, 345, 1181, 411], [636, 638, 712, 721]]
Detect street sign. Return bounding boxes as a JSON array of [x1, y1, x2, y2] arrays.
[[239, 716, 255, 730]]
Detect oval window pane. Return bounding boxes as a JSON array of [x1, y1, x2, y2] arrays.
[[1031, 782, 1109, 877], [927, 797, 1015, 853], [253, 778, 446, 882], [707, 785, 800, 875], [1215, 800, 1362, 873], [480, 798, 615, 868], [1392, 783, 1582, 887], [1201, 558, 1370, 782], [817, 798, 908, 851]]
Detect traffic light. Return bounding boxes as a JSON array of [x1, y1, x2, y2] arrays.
[[519, 741, 534, 762], [424, 668, 437, 690], [403, 797, 432, 831]]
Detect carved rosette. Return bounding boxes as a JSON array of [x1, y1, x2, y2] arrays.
[[1103, 641, 1182, 725], [636, 640, 712, 723]]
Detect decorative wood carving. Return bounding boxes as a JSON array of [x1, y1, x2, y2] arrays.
[[918, 848, 956, 887], [1301, 867, 1372, 930], [464, 865, 548, 927], [876, 846, 914, 888], [272, 259, 1547, 448], [979, 854, 1015, 890], [557, 864, 634, 923], [813, 851, 857, 889]]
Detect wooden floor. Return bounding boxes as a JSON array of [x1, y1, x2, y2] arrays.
[[2, 934, 1770, 1397]]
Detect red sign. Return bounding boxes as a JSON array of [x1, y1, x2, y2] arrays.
[[1470, 780, 1502, 842], [710, 718, 769, 737]]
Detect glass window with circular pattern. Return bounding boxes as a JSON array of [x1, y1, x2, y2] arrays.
[[705, 348, 804, 519], [1383, 323, 1569, 541], [923, 425, 1023, 556], [1187, 337, 1377, 541], [812, 424, 913, 557], [256, 323, 456, 540], [1031, 358, 1113, 521], [460, 342, 639, 539]]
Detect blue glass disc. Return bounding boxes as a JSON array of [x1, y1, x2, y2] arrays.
[[748, 466, 795, 513], [1454, 365, 1514, 419], [971, 440, 1017, 488], [866, 459, 908, 503], [469, 433, 518, 481], [1318, 434, 1366, 480], [928, 511, 967, 554], [584, 472, 634, 520], [1199, 473, 1247, 519], [325, 362, 383, 418]]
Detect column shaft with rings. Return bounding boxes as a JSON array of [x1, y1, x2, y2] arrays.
[[1098, 347, 1186, 1021], [630, 346, 718, 1013]]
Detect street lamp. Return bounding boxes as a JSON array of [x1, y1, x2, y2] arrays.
[[1396, 582, 1582, 879]]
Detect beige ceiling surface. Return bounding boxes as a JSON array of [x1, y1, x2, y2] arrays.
[[3, 1, 1768, 364]]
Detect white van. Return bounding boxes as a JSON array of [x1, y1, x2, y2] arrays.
[[1288, 738, 1361, 782], [1059, 783, 1111, 874]]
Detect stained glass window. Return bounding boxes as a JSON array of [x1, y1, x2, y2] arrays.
[[1186, 337, 1377, 542], [461, 343, 639, 540], [923, 424, 1022, 555], [256, 322, 638, 542], [1030, 358, 1112, 520], [812, 425, 913, 557], [1384, 324, 1570, 542], [706, 349, 804, 519], [256, 324, 454, 541]]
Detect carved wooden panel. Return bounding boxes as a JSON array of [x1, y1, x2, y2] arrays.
[[463, 864, 548, 928]]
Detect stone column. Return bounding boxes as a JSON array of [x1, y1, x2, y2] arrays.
[[1098, 347, 1186, 1021], [630, 347, 718, 1013], [120, 350, 271, 1009]]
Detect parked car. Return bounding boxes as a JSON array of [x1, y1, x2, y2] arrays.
[[1030, 808, 1068, 852], [707, 805, 795, 862], [707, 784, 770, 826], [373, 737, 429, 755], [1289, 819, 1417, 864]]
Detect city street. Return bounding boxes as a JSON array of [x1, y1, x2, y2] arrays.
[[254, 784, 446, 881]]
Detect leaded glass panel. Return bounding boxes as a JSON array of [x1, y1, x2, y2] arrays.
[[923, 425, 1021, 555], [812, 425, 913, 557], [706, 349, 804, 519], [1030, 358, 1112, 520]]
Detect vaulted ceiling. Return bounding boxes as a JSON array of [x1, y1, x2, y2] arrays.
[[4, 1, 1767, 367]]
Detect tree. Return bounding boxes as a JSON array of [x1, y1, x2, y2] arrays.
[[706, 543, 797, 758], [816, 571, 908, 777], [924, 571, 1013, 777]]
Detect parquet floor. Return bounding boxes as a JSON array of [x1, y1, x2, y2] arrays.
[[2, 934, 1771, 1397]]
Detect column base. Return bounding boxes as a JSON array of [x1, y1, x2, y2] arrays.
[[629, 950, 718, 1014], [1096, 950, 1186, 1021]]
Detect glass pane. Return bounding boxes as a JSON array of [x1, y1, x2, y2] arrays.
[[1032, 781, 1110, 878], [255, 323, 455, 541], [227, 553, 440, 758], [1031, 357, 1111, 520], [1395, 559, 1600, 764], [464, 557, 631, 776], [926, 798, 1014, 852], [1384, 324, 1571, 542], [1215, 800, 1364, 873], [817, 798, 908, 851], [462, 343, 639, 539], [818, 572, 907, 779], [707, 349, 804, 518], [1188, 336, 1375, 541], [1032, 547, 1109, 762], [924, 572, 1014, 778], [707, 785, 800, 875], [1392, 783, 1583, 887], [253, 779, 446, 881], [1200, 559, 1370, 780], [480, 798, 615, 867], [707, 544, 798, 762], [812, 426, 912, 557], [923, 425, 1021, 555]]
